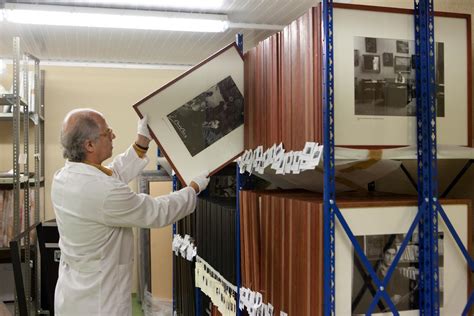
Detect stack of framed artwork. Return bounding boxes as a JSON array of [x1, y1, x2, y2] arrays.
[[241, 4, 472, 315], [245, 7, 322, 150], [239, 189, 471, 315], [244, 4, 471, 149]]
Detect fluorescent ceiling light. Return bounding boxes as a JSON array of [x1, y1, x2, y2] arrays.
[[3, 3, 229, 32], [46, 0, 225, 10]]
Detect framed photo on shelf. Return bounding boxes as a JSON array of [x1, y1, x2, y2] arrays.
[[133, 43, 244, 185], [335, 200, 470, 315], [333, 4, 471, 147]]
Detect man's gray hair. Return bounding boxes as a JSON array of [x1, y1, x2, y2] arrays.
[[60, 109, 101, 162]]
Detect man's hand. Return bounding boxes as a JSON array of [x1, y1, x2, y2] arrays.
[[136, 115, 152, 149], [190, 171, 210, 194], [137, 115, 152, 140]]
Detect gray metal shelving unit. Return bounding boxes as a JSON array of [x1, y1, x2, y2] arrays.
[[0, 37, 45, 316]]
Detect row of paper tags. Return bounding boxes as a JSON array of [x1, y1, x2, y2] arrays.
[[238, 142, 323, 175], [239, 287, 287, 316], [195, 259, 237, 316], [172, 234, 196, 261]]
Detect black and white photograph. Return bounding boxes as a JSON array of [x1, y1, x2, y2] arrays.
[[365, 37, 377, 53], [382, 52, 393, 67], [167, 75, 244, 157], [351, 232, 444, 315], [354, 36, 445, 117], [396, 40, 409, 54]]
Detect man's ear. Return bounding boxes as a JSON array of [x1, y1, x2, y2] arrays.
[[84, 139, 95, 153]]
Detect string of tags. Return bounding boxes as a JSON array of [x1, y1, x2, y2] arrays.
[[237, 142, 323, 175], [172, 234, 196, 261], [195, 257, 237, 316], [239, 287, 287, 316]]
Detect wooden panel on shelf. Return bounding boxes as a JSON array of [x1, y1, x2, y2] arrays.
[[313, 5, 323, 144], [280, 24, 293, 149], [244, 48, 258, 148]]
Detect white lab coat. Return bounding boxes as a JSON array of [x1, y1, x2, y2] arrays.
[[51, 146, 196, 315]]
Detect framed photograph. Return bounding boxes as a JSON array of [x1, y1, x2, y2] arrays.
[[383, 52, 393, 67], [396, 40, 410, 54], [394, 56, 411, 73], [335, 200, 471, 315], [334, 4, 471, 147], [354, 49, 360, 67], [133, 43, 244, 185], [365, 37, 377, 53]]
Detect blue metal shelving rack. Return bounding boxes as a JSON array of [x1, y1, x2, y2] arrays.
[[235, 32, 244, 316], [322, 0, 474, 315], [414, 1, 440, 313]]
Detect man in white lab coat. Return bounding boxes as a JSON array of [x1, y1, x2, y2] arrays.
[[51, 108, 209, 315]]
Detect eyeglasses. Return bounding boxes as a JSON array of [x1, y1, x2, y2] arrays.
[[99, 127, 113, 138]]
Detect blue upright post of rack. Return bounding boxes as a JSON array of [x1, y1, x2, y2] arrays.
[[235, 32, 244, 316], [322, 1, 336, 314], [414, 0, 440, 314], [415, 2, 474, 314]]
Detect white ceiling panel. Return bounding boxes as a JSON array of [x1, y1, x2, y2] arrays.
[[1, 0, 471, 67], [0, 0, 317, 66]]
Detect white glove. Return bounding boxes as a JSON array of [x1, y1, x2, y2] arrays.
[[191, 171, 210, 194], [137, 115, 152, 140]]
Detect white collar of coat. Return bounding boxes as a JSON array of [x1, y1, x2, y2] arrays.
[[64, 160, 113, 176]]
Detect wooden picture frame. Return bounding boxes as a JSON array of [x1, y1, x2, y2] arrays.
[[334, 4, 472, 147], [335, 199, 471, 315], [133, 43, 244, 185]]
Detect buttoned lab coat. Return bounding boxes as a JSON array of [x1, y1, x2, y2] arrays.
[[51, 146, 196, 315]]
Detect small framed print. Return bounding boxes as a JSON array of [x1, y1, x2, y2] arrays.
[[396, 40, 409, 54], [383, 52, 394, 67], [394, 56, 411, 73], [133, 43, 244, 185], [365, 37, 377, 53]]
